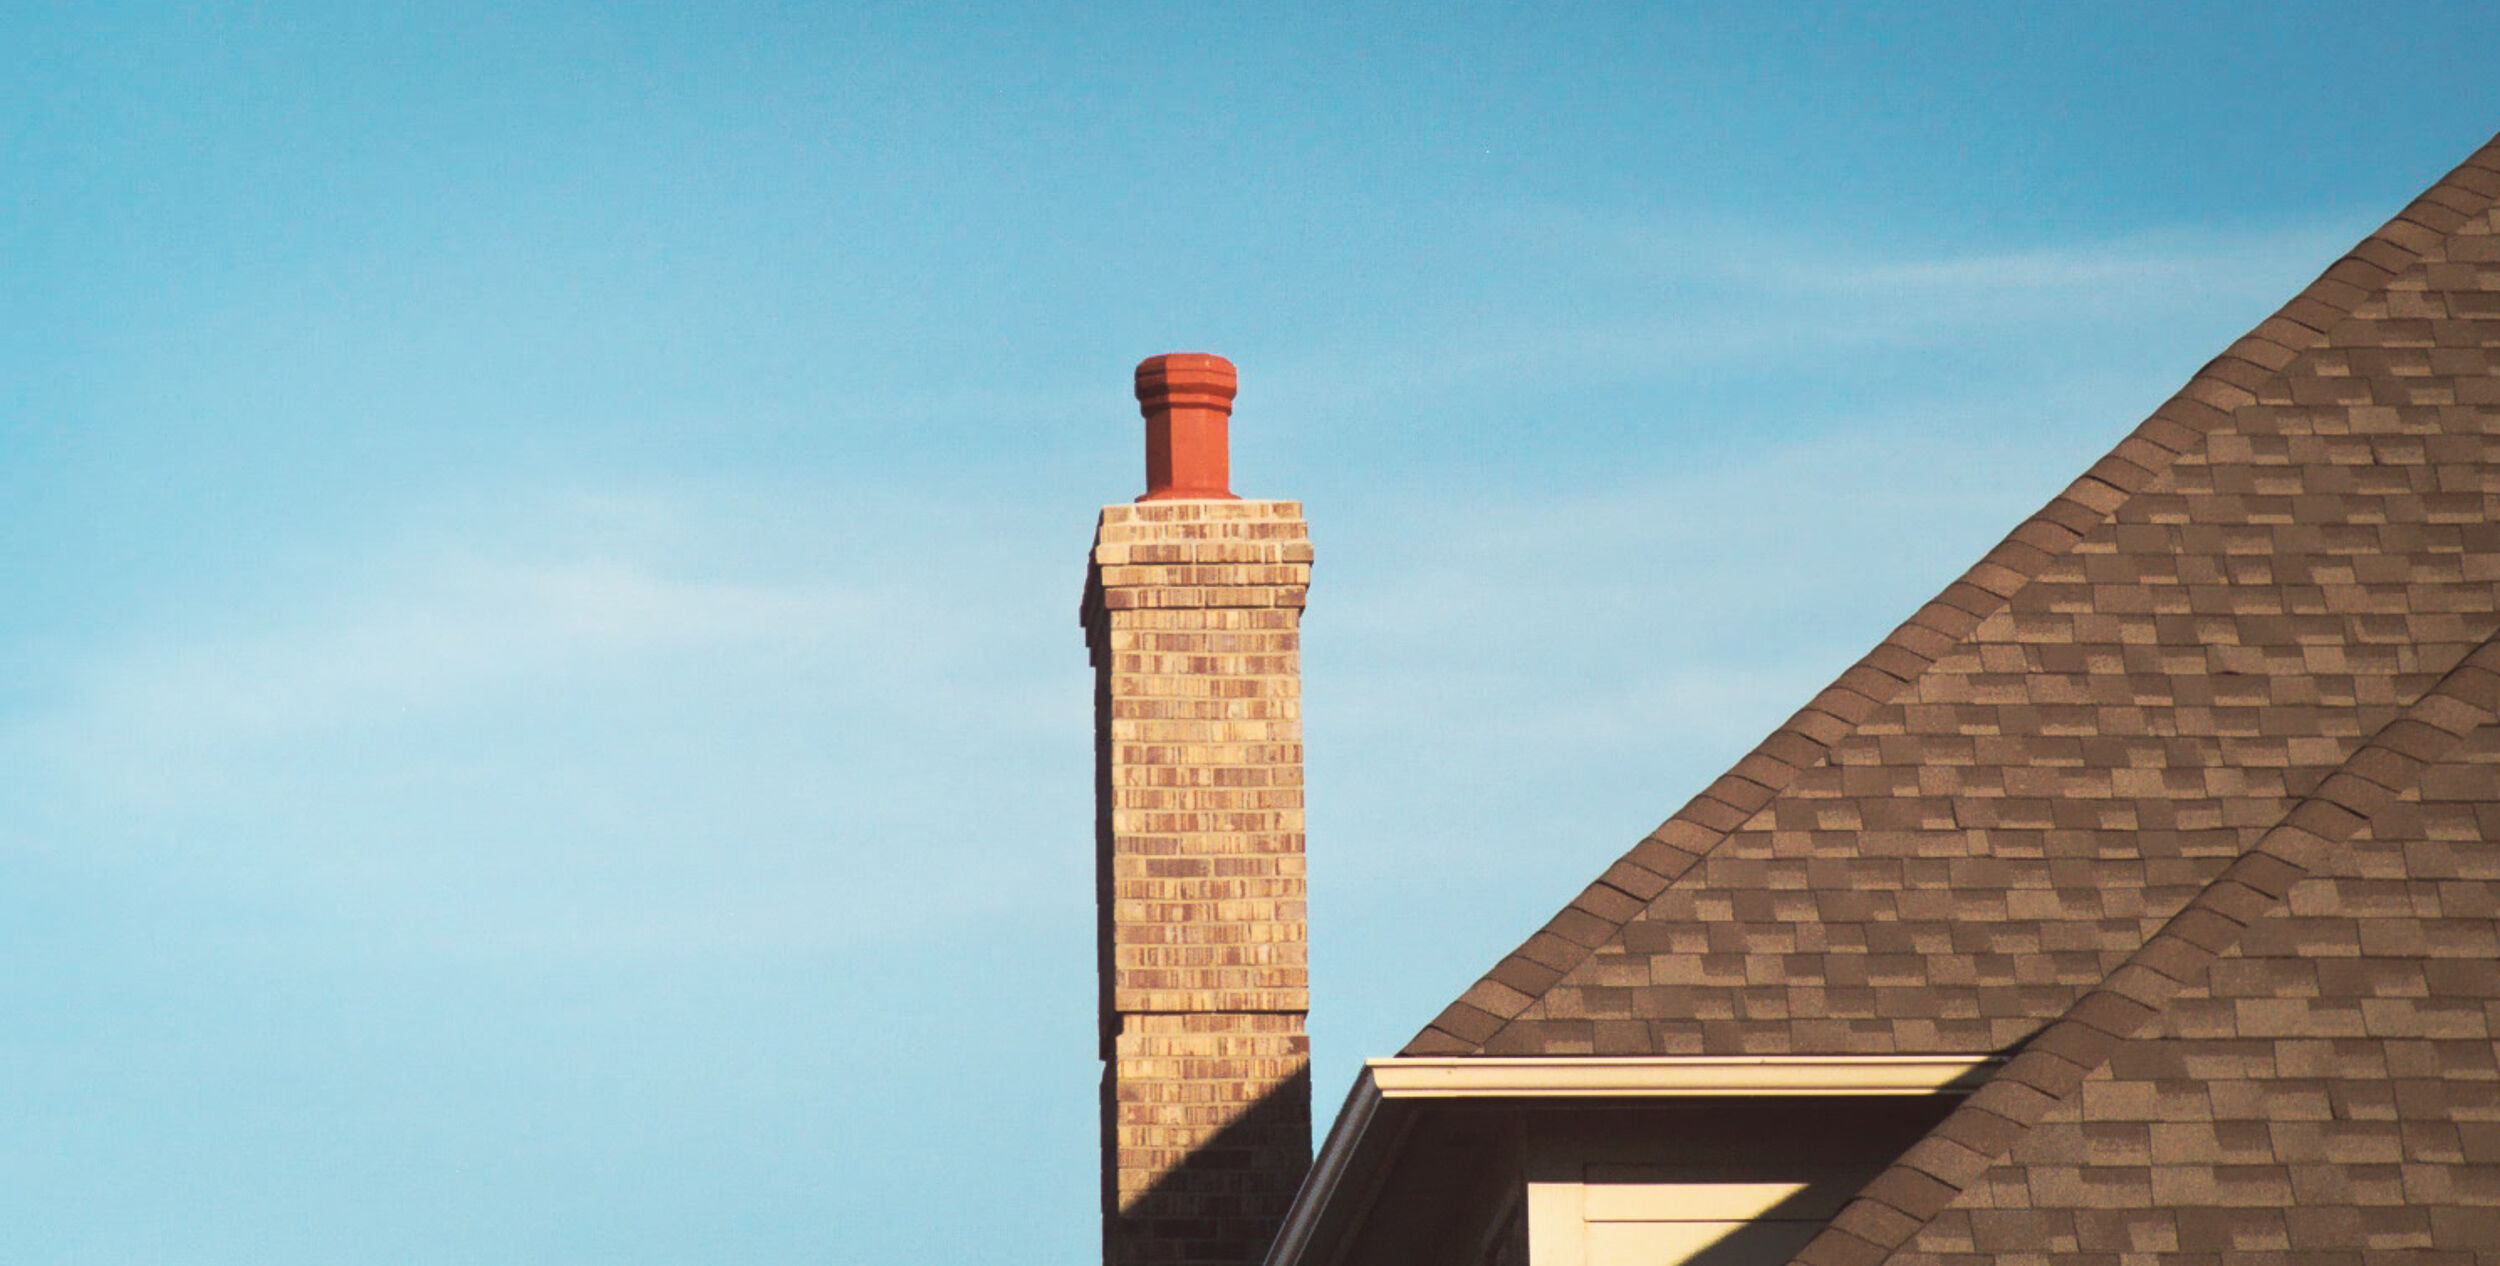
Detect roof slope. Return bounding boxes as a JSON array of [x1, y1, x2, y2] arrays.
[[1799, 638, 2500, 1265], [1892, 719, 2500, 1263], [1407, 129, 2500, 1060]]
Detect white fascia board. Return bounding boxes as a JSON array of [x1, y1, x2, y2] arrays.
[[1369, 1054, 2001, 1098], [1262, 1054, 2000, 1266]]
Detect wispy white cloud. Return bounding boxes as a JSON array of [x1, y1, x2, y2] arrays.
[[1524, 200, 2355, 295], [1327, 426, 2047, 690], [1266, 209, 2358, 410], [0, 484, 1092, 956], [65, 559, 881, 746], [1814, 237, 2292, 291]]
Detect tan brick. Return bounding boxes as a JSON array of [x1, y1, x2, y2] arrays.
[[1090, 500, 1313, 1266]]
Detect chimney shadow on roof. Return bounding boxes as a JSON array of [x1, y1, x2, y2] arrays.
[[1104, 1061, 1311, 1266]]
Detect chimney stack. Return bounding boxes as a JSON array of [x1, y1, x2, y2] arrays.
[[1085, 353, 1312, 1266]]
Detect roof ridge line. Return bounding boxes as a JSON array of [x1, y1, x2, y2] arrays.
[[1400, 127, 2500, 1058], [1791, 630, 2500, 1266]]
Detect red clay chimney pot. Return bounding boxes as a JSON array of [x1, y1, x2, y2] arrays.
[[1134, 352, 1240, 502]]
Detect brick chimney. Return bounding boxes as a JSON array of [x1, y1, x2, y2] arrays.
[[1084, 353, 1313, 1266]]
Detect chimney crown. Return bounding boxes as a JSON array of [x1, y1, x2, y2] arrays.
[[1134, 352, 1240, 502]]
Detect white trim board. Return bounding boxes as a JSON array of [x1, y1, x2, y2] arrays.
[[1369, 1054, 2000, 1099]]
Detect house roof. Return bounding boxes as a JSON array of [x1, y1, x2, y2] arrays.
[[1406, 128, 2500, 1066], [1804, 661, 2500, 1264], [1393, 124, 2500, 1264]]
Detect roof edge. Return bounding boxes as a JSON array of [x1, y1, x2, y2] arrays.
[[1404, 126, 2500, 1058], [1263, 1065, 1385, 1266]]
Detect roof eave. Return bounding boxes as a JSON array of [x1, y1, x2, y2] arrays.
[[1264, 1054, 2004, 1266]]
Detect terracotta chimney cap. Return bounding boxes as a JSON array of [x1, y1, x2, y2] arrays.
[[1134, 352, 1240, 502], [1135, 352, 1238, 410]]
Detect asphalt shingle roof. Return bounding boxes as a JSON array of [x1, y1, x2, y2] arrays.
[[1393, 126, 2500, 1265], [1802, 634, 2500, 1265], [1881, 715, 2500, 1262]]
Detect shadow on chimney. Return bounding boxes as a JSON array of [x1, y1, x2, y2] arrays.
[[1103, 1064, 1312, 1266]]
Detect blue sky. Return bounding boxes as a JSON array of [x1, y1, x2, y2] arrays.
[[4, 2, 2497, 1261]]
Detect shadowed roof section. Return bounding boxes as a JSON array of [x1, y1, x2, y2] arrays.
[[1405, 127, 2500, 1061]]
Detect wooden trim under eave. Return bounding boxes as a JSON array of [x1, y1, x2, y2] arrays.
[[1262, 1054, 2002, 1266], [1371, 1054, 2002, 1098]]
